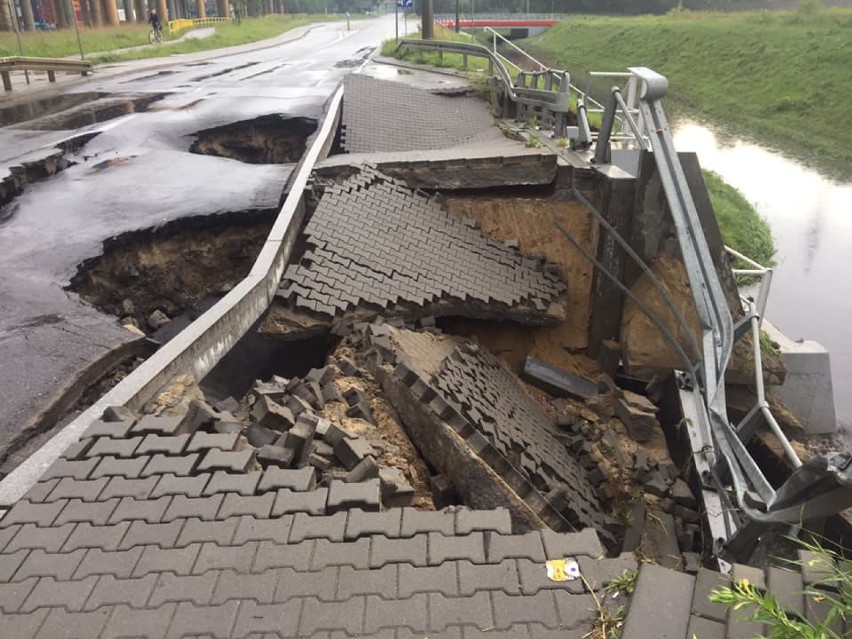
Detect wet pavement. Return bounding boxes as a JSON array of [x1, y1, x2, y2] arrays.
[[0, 16, 398, 472]]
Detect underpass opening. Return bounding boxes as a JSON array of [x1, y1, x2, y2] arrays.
[[188, 114, 317, 164]]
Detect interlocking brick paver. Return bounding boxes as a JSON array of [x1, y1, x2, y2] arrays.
[[85, 436, 143, 458], [399, 562, 458, 598], [131, 415, 184, 436], [430, 592, 494, 630], [187, 432, 241, 454], [55, 498, 119, 525], [90, 455, 150, 479], [456, 507, 512, 535], [63, 521, 131, 552], [301, 596, 365, 635], [233, 515, 293, 545], [166, 601, 240, 639], [253, 540, 314, 573], [46, 477, 107, 502], [120, 520, 184, 550], [289, 512, 347, 543], [0, 500, 67, 527], [151, 473, 211, 498], [217, 493, 275, 520], [74, 547, 143, 579], [258, 467, 317, 493], [141, 453, 199, 478], [429, 531, 486, 565], [21, 480, 60, 504], [41, 458, 99, 481], [345, 508, 402, 540], [198, 449, 255, 473], [36, 606, 113, 639], [336, 564, 397, 600], [311, 538, 371, 571], [137, 433, 191, 456], [458, 560, 521, 596], [82, 419, 135, 440], [192, 541, 258, 574], [492, 590, 559, 629], [272, 488, 328, 516], [7, 522, 75, 553], [148, 571, 219, 607], [276, 566, 338, 602], [372, 533, 427, 567], [0, 577, 36, 612], [487, 532, 546, 563], [83, 574, 157, 611], [162, 494, 224, 522], [211, 567, 278, 604], [14, 548, 86, 581], [231, 599, 302, 638], [100, 476, 159, 501], [517, 558, 584, 595], [365, 593, 429, 633], [101, 603, 176, 639], [133, 544, 201, 578], [203, 470, 262, 497], [0, 609, 49, 638], [109, 496, 171, 524]]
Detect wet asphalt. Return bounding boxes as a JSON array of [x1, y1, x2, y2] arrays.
[[0, 16, 398, 470]]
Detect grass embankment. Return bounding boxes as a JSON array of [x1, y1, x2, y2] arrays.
[[380, 24, 490, 74], [524, 8, 852, 179], [0, 14, 339, 63]]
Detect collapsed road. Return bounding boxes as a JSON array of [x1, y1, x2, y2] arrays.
[[0, 17, 398, 473], [0, 20, 851, 639]]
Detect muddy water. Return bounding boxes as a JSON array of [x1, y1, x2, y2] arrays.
[[672, 121, 852, 429]]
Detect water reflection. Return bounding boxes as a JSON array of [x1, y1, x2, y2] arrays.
[[673, 121, 852, 428]]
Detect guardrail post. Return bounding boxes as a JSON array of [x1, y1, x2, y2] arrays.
[[463, 53, 468, 69], [593, 89, 618, 165]]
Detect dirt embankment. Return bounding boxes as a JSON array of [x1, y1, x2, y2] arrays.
[[68, 211, 276, 332], [444, 196, 598, 371]]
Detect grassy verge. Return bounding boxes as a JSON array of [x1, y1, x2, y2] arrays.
[[381, 24, 490, 74], [0, 15, 340, 62], [703, 169, 775, 269], [523, 8, 852, 179]]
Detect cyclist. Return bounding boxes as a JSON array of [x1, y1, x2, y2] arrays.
[[148, 10, 162, 43]]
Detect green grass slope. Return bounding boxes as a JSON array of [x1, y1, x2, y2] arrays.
[[526, 9, 852, 178]]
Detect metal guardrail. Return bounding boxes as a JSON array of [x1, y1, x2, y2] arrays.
[[397, 36, 852, 557], [168, 16, 233, 35], [1, 56, 92, 91], [726, 245, 773, 327]]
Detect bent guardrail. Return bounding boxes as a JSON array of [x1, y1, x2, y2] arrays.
[[0, 56, 92, 91]]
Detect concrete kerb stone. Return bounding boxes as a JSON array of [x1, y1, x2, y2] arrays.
[[0, 85, 346, 508]]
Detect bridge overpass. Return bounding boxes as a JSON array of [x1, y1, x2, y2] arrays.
[[433, 13, 560, 37]]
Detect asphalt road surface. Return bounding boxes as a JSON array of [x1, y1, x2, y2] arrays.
[[0, 15, 397, 473]]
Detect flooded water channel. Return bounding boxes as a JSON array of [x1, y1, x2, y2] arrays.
[[673, 122, 852, 429]]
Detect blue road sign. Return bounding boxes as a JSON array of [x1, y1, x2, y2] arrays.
[[397, 0, 413, 7]]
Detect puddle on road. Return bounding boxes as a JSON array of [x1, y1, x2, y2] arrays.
[[0, 92, 102, 127], [22, 93, 168, 131], [189, 114, 317, 164]]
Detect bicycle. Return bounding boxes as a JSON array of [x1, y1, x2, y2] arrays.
[[148, 26, 163, 45]]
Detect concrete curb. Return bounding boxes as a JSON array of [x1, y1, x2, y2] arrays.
[[0, 83, 345, 508]]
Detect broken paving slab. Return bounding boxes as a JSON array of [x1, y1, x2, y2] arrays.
[[374, 326, 616, 549], [261, 165, 566, 338]]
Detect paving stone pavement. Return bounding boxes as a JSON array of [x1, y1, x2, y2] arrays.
[[277, 166, 565, 320], [340, 75, 501, 154], [0, 408, 639, 638]]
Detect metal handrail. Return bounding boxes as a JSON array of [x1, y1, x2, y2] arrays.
[[725, 245, 773, 327], [168, 16, 233, 35]]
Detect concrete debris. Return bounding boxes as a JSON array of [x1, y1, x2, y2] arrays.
[[345, 455, 380, 483], [147, 308, 170, 330], [335, 437, 376, 471], [643, 470, 670, 498], [521, 356, 598, 400], [379, 467, 415, 507], [670, 478, 697, 508], [429, 474, 456, 509], [615, 391, 659, 443]]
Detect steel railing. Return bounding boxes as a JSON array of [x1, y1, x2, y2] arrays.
[[168, 16, 233, 35], [725, 246, 773, 327], [1, 56, 92, 91]]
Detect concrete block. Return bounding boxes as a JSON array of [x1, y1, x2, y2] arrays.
[[252, 396, 295, 432], [327, 479, 381, 513], [346, 455, 380, 483], [256, 445, 295, 469], [335, 438, 376, 471]]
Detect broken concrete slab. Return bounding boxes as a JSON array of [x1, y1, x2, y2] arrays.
[[615, 395, 658, 442], [521, 357, 598, 401]]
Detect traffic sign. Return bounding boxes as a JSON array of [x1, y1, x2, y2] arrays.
[[397, 0, 413, 7]]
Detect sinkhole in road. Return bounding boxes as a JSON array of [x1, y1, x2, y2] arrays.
[[189, 114, 317, 164], [67, 208, 277, 336]]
